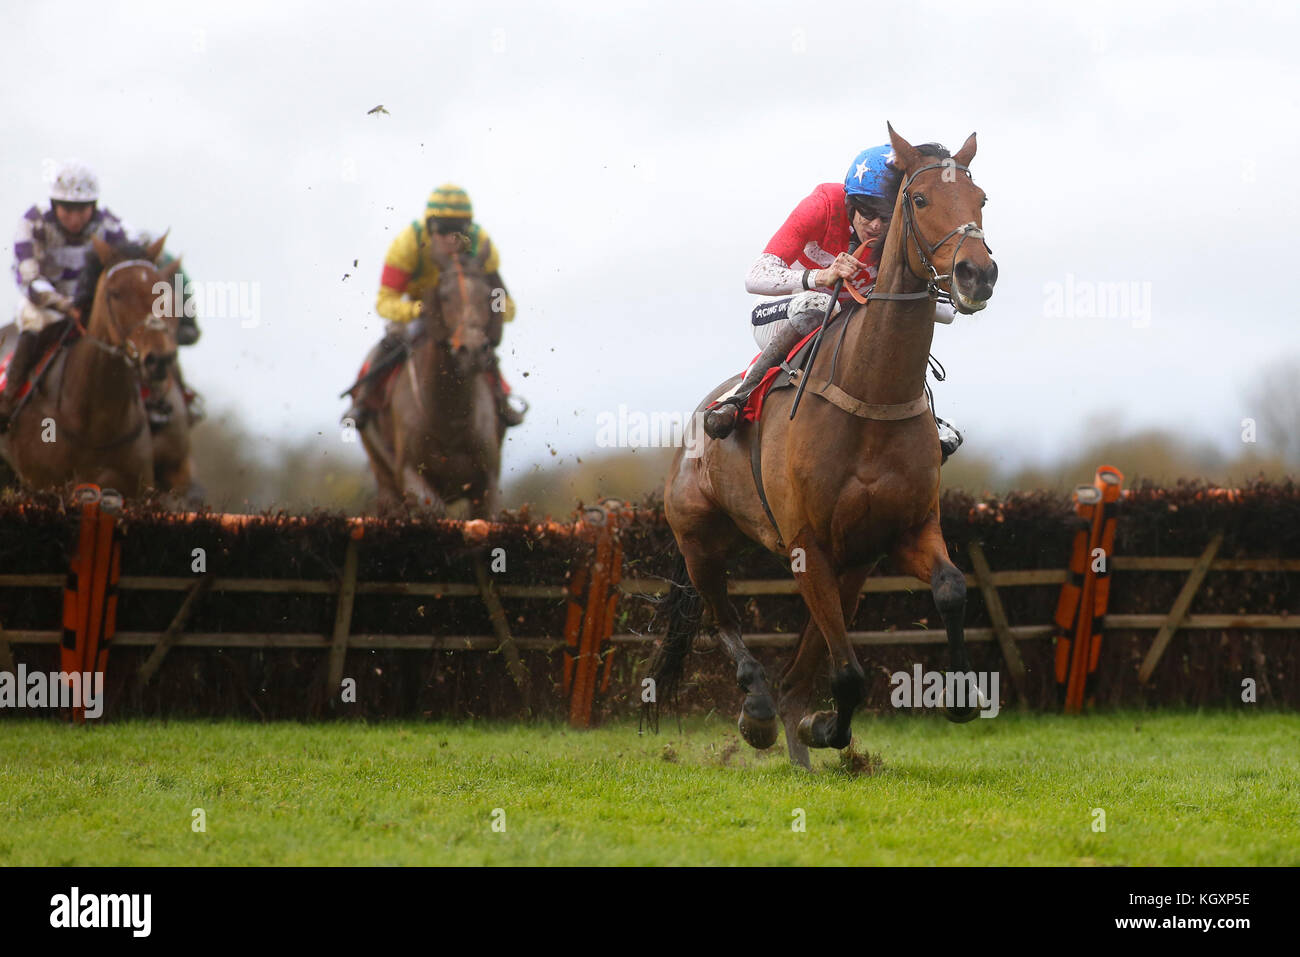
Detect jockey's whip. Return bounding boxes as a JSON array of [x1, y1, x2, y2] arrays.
[[9, 317, 78, 424], [788, 277, 844, 420]]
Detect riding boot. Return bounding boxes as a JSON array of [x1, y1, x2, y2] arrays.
[[0, 330, 39, 433], [171, 362, 205, 426], [703, 319, 814, 440], [937, 416, 963, 464], [343, 331, 407, 430], [489, 359, 525, 428]]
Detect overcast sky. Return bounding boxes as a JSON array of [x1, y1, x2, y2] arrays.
[[2, 0, 1297, 490]]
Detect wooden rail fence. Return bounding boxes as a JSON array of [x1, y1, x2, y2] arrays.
[[1, 489, 1297, 724]]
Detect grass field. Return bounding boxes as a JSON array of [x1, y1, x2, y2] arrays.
[[1, 711, 1296, 866]]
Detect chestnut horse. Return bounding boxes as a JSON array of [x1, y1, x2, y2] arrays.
[[360, 245, 504, 517], [0, 234, 180, 497], [651, 124, 998, 768], [75, 237, 201, 504]]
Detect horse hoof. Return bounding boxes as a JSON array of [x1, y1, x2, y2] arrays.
[[739, 694, 779, 749], [944, 705, 979, 724], [797, 714, 818, 747], [796, 711, 841, 749], [739, 713, 779, 750]]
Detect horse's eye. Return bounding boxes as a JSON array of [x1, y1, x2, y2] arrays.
[[913, 194, 927, 209], [981, 196, 988, 208]]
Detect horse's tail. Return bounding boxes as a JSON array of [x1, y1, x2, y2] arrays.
[[641, 549, 703, 732]]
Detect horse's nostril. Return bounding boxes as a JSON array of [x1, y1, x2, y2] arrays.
[[954, 260, 977, 284]]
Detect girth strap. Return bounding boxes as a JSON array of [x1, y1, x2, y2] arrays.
[[749, 423, 784, 550]]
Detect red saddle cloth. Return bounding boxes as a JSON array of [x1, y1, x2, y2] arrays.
[[715, 329, 819, 425], [0, 356, 24, 398]]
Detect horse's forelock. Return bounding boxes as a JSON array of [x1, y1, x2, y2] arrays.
[[76, 240, 159, 307]]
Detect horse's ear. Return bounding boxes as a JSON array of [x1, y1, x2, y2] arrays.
[[91, 233, 114, 265], [159, 258, 182, 282], [954, 132, 977, 168], [887, 122, 921, 172], [145, 230, 169, 264]]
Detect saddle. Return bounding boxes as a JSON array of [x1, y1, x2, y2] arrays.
[[737, 330, 820, 424], [704, 327, 823, 549], [352, 354, 405, 412], [343, 327, 515, 414], [0, 321, 199, 429], [0, 321, 81, 400]]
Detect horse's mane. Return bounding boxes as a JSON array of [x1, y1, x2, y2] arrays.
[[73, 239, 154, 313]]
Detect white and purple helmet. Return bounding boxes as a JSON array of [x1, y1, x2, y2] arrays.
[[49, 161, 100, 203]]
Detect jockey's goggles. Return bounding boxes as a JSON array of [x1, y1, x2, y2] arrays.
[[849, 199, 890, 222]]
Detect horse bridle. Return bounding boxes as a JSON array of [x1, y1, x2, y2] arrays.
[[436, 257, 493, 366], [822, 160, 993, 406], [866, 160, 993, 307], [56, 258, 169, 450], [92, 259, 171, 366]]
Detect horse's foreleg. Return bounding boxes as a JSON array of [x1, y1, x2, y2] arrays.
[[473, 470, 501, 520], [779, 564, 872, 767], [893, 517, 979, 723], [789, 533, 865, 750], [403, 464, 447, 515], [680, 540, 779, 750]]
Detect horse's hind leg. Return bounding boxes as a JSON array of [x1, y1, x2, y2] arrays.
[[676, 531, 780, 750], [778, 618, 823, 769], [779, 564, 872, 767]]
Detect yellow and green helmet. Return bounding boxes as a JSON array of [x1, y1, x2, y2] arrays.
[[426, 183, 473, 221]]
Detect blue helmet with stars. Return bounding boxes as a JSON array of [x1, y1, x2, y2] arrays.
[[844, 145, 897, 199]]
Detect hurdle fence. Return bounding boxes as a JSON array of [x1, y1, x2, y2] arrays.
[[1, 481, 1297, 723]]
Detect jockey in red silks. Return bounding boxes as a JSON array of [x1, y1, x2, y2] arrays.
[[703, 144, 962, 460]]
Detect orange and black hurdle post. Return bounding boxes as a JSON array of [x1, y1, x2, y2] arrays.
[[1054, 466, 1124, 713], [60, 485, 123, 722], [562, 503, 628, 728]]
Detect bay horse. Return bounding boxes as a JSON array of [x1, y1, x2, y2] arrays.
[[0, 234, 180, 497], [360, 244, 504, 517], [652, 124, 998, 768], [139, 330, 202, 505]]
